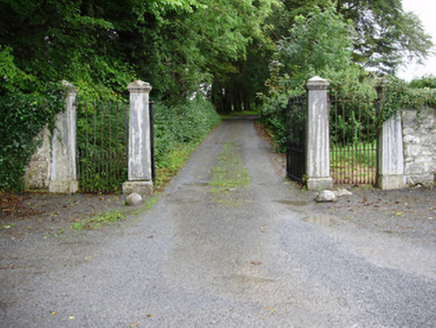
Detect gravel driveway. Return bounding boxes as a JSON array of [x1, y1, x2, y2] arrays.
[[1, 117, 435, 327]]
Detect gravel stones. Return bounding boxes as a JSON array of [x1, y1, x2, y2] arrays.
[[333, 188, 353, 197]]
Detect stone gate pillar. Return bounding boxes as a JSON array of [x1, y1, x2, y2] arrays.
[[122, 80, 153, 196], [49, 80, 78, 193], [305, 76, 333, 190], [376, 81, 406, 189]]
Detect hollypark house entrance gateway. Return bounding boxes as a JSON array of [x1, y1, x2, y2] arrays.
[[25, 77, 436, 195]]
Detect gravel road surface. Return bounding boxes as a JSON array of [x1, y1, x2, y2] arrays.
[[1, 117, 435, 327]]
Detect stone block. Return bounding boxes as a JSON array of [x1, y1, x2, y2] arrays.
[[406, 174, 434, 186], [377, 174, 406, 190], [403, 135, 420, 144], [405, 163, 425, 174], [407, 145, 421, 157], [49, 180, 78, 194], [123, 181, 153, 197], [307, 177, 333, 191], [24, 126, 51, 189]]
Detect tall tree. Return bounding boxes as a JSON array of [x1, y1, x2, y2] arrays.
[[336, 0, 433, 74], [266, 0, 433, 75]]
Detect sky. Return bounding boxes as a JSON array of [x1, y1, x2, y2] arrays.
[[397, 0, 436, 81]]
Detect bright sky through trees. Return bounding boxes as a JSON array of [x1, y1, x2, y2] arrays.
[[398, 0, 436, 80]]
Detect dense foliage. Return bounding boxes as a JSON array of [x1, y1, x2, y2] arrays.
[[259, 6, 376, 150], [0, 0, 277, 101], [154, 98, 221, 167], [266, 0, 433, 74], [382, 76, 436, 121], [409, 75, 436, 89], [0, 83, 64, 190], [1, 0, 434, 190], [259, 4, 435, 152]]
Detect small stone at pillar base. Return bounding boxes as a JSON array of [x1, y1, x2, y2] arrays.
[[377, 175, 406, 190], [123, 181, 153, 197], [315, 190, 336, 202], [49, 180, 79, 194], [125, 193, 143, 206], [306, 177, 333, 191]]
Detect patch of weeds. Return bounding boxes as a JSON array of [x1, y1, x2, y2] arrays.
[[132, 195, 159, 216], [72, 195, 160, 230], [209, 142, 251, 206], [54, 228, 64, 237], [1, 223, 16, 229], [73, 210, 125, 230]]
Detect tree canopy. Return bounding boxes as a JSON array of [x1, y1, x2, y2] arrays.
[[0, 0, 433, 106], [0, 0, 277, 101]]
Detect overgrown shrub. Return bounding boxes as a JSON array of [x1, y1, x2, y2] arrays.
[[409, 75, 436, 89], [0, 83, 64, 191], [154, 98, 221, 168], [382, 76, 436, 121]]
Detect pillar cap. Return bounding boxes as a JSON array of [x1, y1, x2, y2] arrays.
[[306, 76, 329, 90], [375, 78, 388, 99], [62, 80, 77, 94], [128, 80, 152, 93]]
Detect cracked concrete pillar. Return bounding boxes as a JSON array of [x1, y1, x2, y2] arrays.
[[305, 76, 333, 191], [49, 80, 78, 194], [122, 80, 153, 196]]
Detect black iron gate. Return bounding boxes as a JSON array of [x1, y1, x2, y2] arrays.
[[329, 92, 380, 185], [77, 101, 129, 193], [76, 100, 155, 193], [286, 94, 307, 183]]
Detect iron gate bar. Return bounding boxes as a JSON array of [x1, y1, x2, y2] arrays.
[[286, 94, 307, 183], [149, 99, 155, 183], [108, 101, 112, 193]]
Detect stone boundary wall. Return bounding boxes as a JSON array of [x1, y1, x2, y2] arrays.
[[24, 127, 51, 189], [401, 108, 436, 185]]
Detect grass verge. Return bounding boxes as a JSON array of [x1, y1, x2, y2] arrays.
[[209, 142, 250, 205], [72, 195, 159, 230]]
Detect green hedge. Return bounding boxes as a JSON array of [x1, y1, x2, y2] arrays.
[[154, 98, 221, 168]]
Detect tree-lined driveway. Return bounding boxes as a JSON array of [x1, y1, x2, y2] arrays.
[[1, 117, 435, 327]]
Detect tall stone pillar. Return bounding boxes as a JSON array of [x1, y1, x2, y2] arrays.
[[122, 80, 153, 196], [49, 80, 78, 193], [376, 81, 406, 189], [305, 76, 333, 190]]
